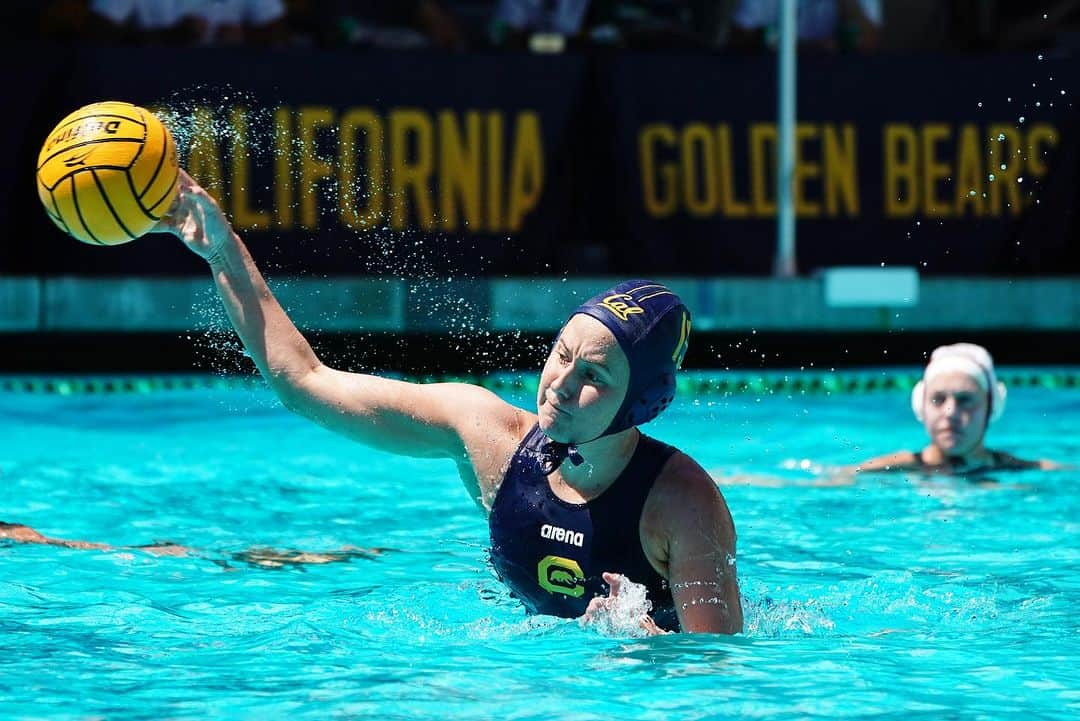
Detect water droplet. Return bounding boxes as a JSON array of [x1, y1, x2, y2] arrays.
[[1036, 101, 1042, 107], [1019, 116, 1026, 123], [1000, 163, 1007, 170], [977, 101, 983, 107], [1018, 177, 1024, 183], [1038, 54, 1044, 60], [998, 133, 1006, 141], [1062, 90, 1067, 95], [968, 189, 977, 197], [988, 173, 996, 181]]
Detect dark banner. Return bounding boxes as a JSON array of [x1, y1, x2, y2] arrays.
[[607, 54, 1080, 274], [3, 47, 1078, 276]]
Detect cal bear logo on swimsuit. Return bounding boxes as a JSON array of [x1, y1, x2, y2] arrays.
[[537, 555, 585, 597]]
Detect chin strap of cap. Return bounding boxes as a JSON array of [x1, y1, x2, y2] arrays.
[[536, 438, 585, 476]]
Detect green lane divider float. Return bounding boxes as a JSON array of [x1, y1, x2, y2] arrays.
[[2, 370, 1078, 395]]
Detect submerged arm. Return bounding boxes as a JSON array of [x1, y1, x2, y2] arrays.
[[0, 522, 110, 550]]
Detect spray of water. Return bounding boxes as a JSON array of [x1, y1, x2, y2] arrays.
[[579, 575, 655, 639]]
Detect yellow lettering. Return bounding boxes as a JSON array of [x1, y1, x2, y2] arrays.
[[439, 110, 482, 231], [186, 107, 224, 200], [389, 110, 434, 232], [749, 123, 776, 216], [823, 123, 858, 215], [922, 123, 952, 217], [486, 113, 504, 232], [339, 108, 384, 230], [987, 124, 1020, 215], [639, 124, 677, 217], [954, 124, 984, 216], [297, 106, 337, 230], [507, 112, 544, 232], [1026, 123, 1058, 177], [715, 125, 749, 218], [273, 107, 293, 230], [794, 124, 821, 217], [884, 124, 917, 217], [229, 107, 270, 230], [681, 123, 717, 217]]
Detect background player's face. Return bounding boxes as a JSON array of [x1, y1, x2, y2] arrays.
[[536, 315, 630, 444], [922, 371, 990, 456]]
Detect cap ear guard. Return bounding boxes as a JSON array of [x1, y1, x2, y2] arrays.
[[618, 372, 676, 428], [990, 381, 1007, 423], [911, 380, 1007, 424], [911, 380, 926, 422]]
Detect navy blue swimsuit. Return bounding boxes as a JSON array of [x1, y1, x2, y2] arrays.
[[488, 424, 679, 630]]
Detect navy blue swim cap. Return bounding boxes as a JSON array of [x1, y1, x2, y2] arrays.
[[569, 280, 691, 437]]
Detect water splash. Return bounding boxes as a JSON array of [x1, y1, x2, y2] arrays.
[[580, 575, 654, 638]]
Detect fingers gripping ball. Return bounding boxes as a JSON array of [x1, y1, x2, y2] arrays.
[[36, 101, 179, 245]]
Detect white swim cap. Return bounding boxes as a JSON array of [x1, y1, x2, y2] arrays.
[[911, 343, 1007, 423]]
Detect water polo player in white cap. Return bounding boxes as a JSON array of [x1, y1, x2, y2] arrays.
[[856, 343, 1060, 475]]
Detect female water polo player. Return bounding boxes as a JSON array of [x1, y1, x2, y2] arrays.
[[713, 343, 1064, 488], [152, 169, 742, 635], [855, 343, 1061, 475]]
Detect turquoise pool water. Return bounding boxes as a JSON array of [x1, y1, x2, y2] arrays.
[[1, 375, 1078, 720]]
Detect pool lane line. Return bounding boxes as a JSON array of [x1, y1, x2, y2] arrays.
[[2, 371, 1079, 395]]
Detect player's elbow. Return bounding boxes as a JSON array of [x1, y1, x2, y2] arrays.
[[265, 366, 320, 415]]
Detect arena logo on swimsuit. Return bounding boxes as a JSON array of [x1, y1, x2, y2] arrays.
[[540, 524, 584, 547]]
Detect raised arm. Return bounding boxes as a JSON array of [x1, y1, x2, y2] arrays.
[[156, 171, 521, 468]]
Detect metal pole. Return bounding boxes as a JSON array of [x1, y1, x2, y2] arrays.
[[774, 0, 798, 277]]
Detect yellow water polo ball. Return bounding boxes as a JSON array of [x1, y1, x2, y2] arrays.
[[36, 101, 179, 246]]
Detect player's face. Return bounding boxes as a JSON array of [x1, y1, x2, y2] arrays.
[[922, 371, 989, 455], [536, 315, 630, 444]]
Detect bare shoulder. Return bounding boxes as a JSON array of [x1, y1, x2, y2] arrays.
[[652, 452, 727, 506], [643, 452, 736, 547], [441, 383, 536, 508], [440, 383, 529, 447], [854, 450, 921, 473], [988, 449, 1056, 471]]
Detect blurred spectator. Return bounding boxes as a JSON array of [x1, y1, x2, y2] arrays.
[[490, 0, 592, 50], [187, 0, 290, 46], [319, 0, 466, 50], [89, 0, 205, 45], [730, 0, 882, 53], [89, 0, 288, 46], [489, 1, 737, 51], [589, 0, 739, 49]]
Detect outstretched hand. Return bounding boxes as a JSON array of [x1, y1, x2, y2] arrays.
[[581, 571, 671, 636], [153, 169, 233, 262]]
